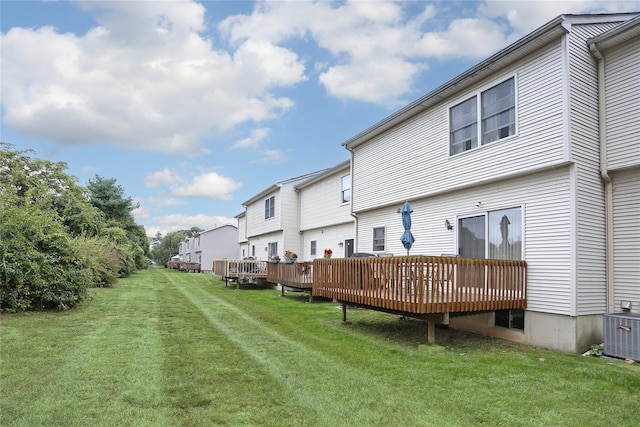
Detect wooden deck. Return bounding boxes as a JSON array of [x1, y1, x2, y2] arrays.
[[267, 261, 314, 301], [312, 256, 527, 315], [311, 255, 526, 343], [212, 259, 268, 289]]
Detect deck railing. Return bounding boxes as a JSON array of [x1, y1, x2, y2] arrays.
[[312, 256, 526, 315], [212, 259, 268, 287], [266, 261, 313, 289]]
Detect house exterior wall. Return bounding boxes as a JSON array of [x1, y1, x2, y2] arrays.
[[246, 189, 281, 238], [300, 222, 354, 260], [351, 40, 567, 213], [568, 24, 616, 316], [297, 162, 354, 260], [611, 169, 640, 314], [603, 24, 640, 315], [603, 26, 640, 171], [299, 166, 353, 230], [196, 225, 238, 271]]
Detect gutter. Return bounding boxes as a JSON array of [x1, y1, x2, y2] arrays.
[[589, 42, 615, 313]]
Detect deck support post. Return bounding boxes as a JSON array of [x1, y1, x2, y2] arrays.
[[281, 284, 285, 297], [427, 321, 436, 344], [342, 301, 347, 323], [308, 292, 313, 303]]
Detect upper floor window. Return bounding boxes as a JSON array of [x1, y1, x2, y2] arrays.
[[341, 174, 351, 203], [373, 227, 385, 251], [265, 196, 275, 219], [450, 77, 515, 155]]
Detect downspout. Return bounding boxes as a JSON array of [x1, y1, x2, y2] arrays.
[[589, 42, 615, 313]]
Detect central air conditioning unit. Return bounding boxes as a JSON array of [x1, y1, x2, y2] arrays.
[[603, 313, 640, 361]]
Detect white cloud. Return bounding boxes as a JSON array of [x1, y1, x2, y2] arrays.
[[171, 172, 242, 200], [250, 149, 288, 164], [2, 0, 636, 151], [0, 1, 304, 154], [231, 127, 270, 150], [145, 168, 182, 188], [144, 213, 237, 238]]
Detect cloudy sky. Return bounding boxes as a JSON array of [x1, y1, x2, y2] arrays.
[[1, 0, 637, 237]]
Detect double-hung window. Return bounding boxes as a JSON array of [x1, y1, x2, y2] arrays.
[[450, 77, 515, 155], [265, 196, 275, 220], [310, 240, 317, 256], [341, 174, 351, 204], [373, 227, 385, 251]]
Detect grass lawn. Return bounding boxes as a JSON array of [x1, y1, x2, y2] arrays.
[[1, 267, 639, 427]]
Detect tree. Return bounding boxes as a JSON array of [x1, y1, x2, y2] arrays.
[[150, 230, 188, 266], [86, 175, 139, 226]]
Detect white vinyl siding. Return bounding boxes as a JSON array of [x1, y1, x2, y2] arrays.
[[301, 223, 354, 260], [612, 169, 640, 314], [299, 166, 353, 231], [569, 25, 609, 315], [604, 33, 640, 172], [197, 225, 239, 270], [352, 41, 566, 213]]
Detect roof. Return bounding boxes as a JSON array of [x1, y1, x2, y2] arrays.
[[588, 14, 640, 50], [241, 169, 328, 206], [342, 12, 639, 150]]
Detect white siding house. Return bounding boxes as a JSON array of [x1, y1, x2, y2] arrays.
[[240, 171, 325, 261], [194, 225, 239, 272], [296, 160, 355, 260], [341, 13, 640, 353]]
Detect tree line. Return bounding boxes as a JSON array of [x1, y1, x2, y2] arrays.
[[0, 143, 149, 312]]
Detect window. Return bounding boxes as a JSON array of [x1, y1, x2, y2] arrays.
[[450, 77, 515, 155], [251, 245, 255, 257], [341, 174, 351, 203], [495, 308, 524, 330], [482, 78, 515, 145], [265, 196, 275, 219], [268, 242, 278, 258], [458, 207, 522, 260], [310, 240, 317, 256], [373, 227, 385, 251]]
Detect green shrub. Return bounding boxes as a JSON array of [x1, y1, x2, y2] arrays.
[[0, 200, 91, 311]]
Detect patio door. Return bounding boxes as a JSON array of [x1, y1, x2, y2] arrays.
[[457, 215, 486, 289], [458, 215, 485, 258]]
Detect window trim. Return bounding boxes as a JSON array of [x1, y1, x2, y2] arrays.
[[449, 76, 517, 156], [340, 173, 351, 204], [372, 226, 386, 252], [264, 195, 275, 220], [455, 205, 524, 261]]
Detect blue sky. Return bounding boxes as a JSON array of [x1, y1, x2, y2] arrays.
[[2, 0, 637, 238]]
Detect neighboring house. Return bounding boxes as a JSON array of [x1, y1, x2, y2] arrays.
[[340, 13, 640, 353], [194, 225, 239, 272], [178, 238, 192, 263], [240, 170, 326, 261], [296, 160, 355, 260]]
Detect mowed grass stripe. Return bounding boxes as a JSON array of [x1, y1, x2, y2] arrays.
[[170, 270, 455, 425]]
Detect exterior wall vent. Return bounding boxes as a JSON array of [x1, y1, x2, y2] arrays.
[[603, 313, 640, 361]]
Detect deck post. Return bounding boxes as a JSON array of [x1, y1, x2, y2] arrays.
[[342, 301, 347, 323], [308, 292, 313, 303], [281, 284, 285, 297], [427, 321, 436, 344]]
